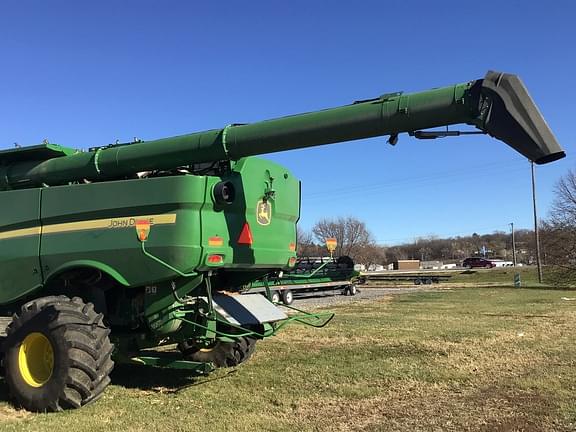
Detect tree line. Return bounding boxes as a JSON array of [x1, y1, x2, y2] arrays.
[[298, 219, 536, 267]]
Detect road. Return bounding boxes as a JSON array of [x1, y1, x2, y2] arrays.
[[291, 286, 436, 309]]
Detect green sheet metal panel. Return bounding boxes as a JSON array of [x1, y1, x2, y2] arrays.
[[0, 189, 43, 304], [199, 157, 299, 270], [39, 176, 206, 287]]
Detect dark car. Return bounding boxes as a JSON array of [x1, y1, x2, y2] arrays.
[[462, 257, 495, 269]]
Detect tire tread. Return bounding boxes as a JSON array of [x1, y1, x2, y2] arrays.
[[4, 295, 114, 411]]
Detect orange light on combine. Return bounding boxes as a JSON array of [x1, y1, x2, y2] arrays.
[[237, 222, 253, 245], [135, 219, 151, 242], [207, 254, 224, 264], [208, 236, 224, 247], [289, 242, 296, 251]]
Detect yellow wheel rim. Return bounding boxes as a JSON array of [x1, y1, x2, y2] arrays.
[[18, 332, 54, 387]]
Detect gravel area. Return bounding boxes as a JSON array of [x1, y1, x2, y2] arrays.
[[292, 285, 436, 309]]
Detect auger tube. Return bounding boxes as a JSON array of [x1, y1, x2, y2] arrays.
[[0, 70, 564, 190]]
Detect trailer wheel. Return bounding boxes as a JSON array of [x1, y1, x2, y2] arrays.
[[346, 285, 358, 296], [281, 290, 294, 305], [179, 337, 256, 368], [3, 296, 114, 412], [270, 291, 281, 304], [414, 278, 422, 285]]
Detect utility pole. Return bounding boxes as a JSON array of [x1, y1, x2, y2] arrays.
[[531, 162, 543, 283], [510, 222, 517, 267]]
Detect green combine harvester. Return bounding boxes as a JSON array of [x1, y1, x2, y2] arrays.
[[0, 71, 564, 411]]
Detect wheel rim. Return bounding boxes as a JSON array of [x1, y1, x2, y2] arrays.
[[18, 332, 54, 388], [199, 342, 218, 353]]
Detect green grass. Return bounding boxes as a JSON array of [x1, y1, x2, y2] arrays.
[[1, 287, 575, 431], [448, 266, 543, 287]]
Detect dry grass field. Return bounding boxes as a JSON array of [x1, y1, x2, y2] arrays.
[[0, 286, 574, 431]]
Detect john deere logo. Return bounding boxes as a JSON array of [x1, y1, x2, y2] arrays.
[[256, 200, 272, 226]]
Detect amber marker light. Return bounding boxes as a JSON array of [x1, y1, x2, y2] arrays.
[[208, 236, 224, 247], [135, 220, 151, 242]]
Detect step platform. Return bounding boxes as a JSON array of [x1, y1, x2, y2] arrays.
[[0, 317, 10, 338]]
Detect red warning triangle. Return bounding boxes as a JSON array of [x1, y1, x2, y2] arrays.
[[238, 222, 253, 245]]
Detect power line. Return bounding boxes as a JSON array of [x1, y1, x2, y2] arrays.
[[303, 155, 575, 200], [303, 165, 530, 202]]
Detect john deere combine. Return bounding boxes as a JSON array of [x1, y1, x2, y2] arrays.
[[0, 71, 564, 411]]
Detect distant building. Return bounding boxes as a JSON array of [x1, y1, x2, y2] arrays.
[[355, 263, 385, 272], [393, 260, 420, 270], [421, 260, 443, 270], [489, 259, 514, 267]]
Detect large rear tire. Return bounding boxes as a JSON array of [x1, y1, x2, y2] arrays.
[[178, 337, 256, 368], [3, 296, 114, 412]]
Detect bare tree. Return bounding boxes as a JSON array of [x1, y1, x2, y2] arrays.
[[550, 169, 576, 223], [296, 225, 321, 257], [355, 244, 387, 270], [542, 169, 576, 285], [311, 216, 380, 264]]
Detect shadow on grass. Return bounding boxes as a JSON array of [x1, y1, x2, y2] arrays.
[[0, 378, 10, 405], [292, 290, 349, 301], [110, 364, 237, 394], [0, 364, 236, 405], [485, 285, 576, 291]]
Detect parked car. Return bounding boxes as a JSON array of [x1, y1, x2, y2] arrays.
[[462, 257, 496, 269]]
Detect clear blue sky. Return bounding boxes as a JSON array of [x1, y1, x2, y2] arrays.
[[1, 1, 574, 245]]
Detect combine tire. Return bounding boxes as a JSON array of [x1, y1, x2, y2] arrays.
[[3, 296, 114, 412], [179, 337, 256, 368]]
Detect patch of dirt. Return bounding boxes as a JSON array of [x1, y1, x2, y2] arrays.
[[290, 381, 568, 432], [469, 385, 556, 432]]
